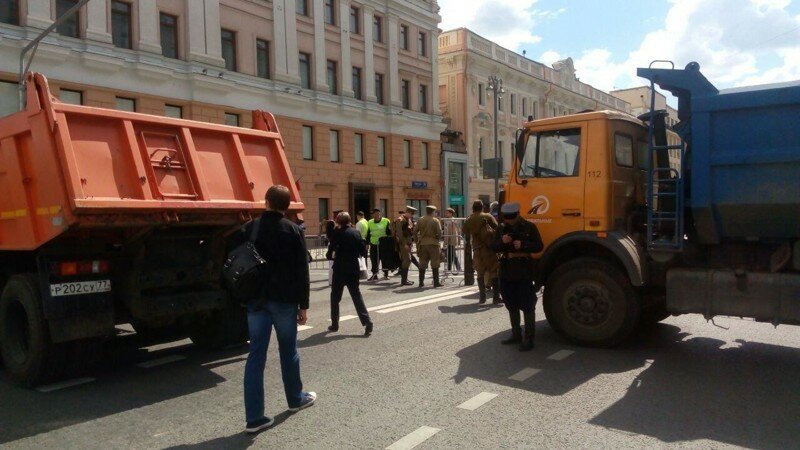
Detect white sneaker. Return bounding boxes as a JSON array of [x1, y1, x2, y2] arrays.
[[289, 392, 317, 412]]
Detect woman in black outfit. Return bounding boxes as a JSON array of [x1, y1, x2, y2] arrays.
[[328, 213, 374, 336]]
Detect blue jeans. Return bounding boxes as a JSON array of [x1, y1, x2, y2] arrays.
[[243, 300, 304, 423]]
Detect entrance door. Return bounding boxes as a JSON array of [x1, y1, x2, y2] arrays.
[[350, 183, 374, 217], [517, 125, 586, 249]]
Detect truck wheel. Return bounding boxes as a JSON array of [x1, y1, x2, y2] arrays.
[[0, 274, 64, 386], [188, 304, 248, 350], [544, 258, 640, 347]]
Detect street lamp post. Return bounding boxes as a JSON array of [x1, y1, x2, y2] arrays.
[[487, 75, 504, 201]]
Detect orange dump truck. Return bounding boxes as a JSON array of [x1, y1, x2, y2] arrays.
[[0, 73, 304, 385]]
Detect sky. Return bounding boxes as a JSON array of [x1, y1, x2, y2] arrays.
[[438, 0, 800, 94]]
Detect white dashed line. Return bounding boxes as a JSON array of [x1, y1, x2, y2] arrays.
[[386, 426, 441, 450], [457, 392, 498, 411], [547, 350, 575, 361], [509, 367, 540, 381], [36, 377, 95, 393], [136, 355, 186, 369], [297, 325, 314, 331], [377, 291, 473, 314], [368, 287, 473, 312]]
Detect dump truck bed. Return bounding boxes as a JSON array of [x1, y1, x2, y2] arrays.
[[0, 73, 303, 251]]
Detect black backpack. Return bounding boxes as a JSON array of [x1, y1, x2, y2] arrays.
[[223, 219, 267, 300]]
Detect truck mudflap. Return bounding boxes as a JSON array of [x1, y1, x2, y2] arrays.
[[539, 231, 646, 286], [667, 269, 800, 325]]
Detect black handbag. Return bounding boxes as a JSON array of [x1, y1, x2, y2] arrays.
[[223, 219, 267, 300]]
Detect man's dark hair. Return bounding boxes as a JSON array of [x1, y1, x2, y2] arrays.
[[357, 211, 365, 217], [472, 200, 484, 212], [265, 185, 291, 211]]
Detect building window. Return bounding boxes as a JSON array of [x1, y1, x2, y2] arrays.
[[165, 105, 182, 118], [354, 133, 364, 164], [349, 6, 360, 34], [478, 83, 485, 106], [0, 81, 17, 117], [379, 199, 388, 216], [296, 0, 308, 16], [329, 130, 340, 162], [111, 1, 132, 49], [221, 29, 237, 71], [256, 39, 270, 79], [510, 94, 516, 115], [56, 0, 80, 38], [400, 25, 409, 50], [403, 140, 411, 168], [377, 136, 386, 166], [532, 101, 538, 119], [160, 13, 178, 59], [373, 15, 383, 43], [324, 0, 335, 25], [401, 79, 410, 109], [299, 53, 311, 89], [326, 60, 338, 95], [352, 67, 362, 100], [59, 89, 82, 105], [319, 198, 329, 223], [498, 95, 503, 112], [225, 113, 239, 126], [375, 73, 384, 105], [418, 84, 427, 113], [522, 97, 527, 117], [478, 137, 484, 167], [115, 97, 135, 112], [421, 142, 429, 169], [418, 32, 426, 57], [0, 1, 19, 25], [302, 125, 314, 160]]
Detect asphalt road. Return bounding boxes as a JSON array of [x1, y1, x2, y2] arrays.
[[2, 269, 799, 449]]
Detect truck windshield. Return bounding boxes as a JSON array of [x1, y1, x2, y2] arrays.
[[519, 128, 581, 178]]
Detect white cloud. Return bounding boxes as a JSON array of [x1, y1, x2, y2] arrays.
[[438, 0, 563, 49], [570, 0, 800, 92], [538, 51, 562, 66]]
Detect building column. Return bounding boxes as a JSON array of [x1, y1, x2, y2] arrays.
[[387, 14, 400, 106], [137, 0, 161, 54], [272, 0, 300, 84], [430, 28, 440, 115], [85, 0, 112, 44], [363, 6, 376, 102], [25, 0, 52, 30], [339, 0, 353, 97], [188, 0, 225, 66], [312, 0, 328, 91]]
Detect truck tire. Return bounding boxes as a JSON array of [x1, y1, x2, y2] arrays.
[[544, 258, 640, 347], [0, 274, 64, 386], [188, 303, 248, 350]]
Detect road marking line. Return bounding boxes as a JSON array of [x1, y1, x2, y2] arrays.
[[457, 392, 498, 411], [386, 426, 440, 450], [509, 367, 540, 381], [136, 355, 186, 369], [368, 287, 473, 312], [36, 377, 95, 393], [377, 291, 472, 314], [547, 350, 575, 361], [329, 315, 358, 322], [297, 325, 313, 331]]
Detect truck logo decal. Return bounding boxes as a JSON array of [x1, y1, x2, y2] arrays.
[[529, 195, 550, 215]]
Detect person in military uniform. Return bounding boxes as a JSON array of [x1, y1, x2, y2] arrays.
[[392, 206, 417, 286], [413, 205, 442, 287], [462, 200, 500, 304], [491, 202, 543, 351]]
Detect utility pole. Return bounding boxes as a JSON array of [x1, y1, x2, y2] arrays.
[[487, 75, 504, 201]]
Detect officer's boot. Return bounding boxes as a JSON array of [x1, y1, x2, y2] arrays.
[[519, 311, 536, 351], [492, 278, 503, 305], [419, 269, 426, 288], [477, 278, 487, 304], [501, 309, 522, 345], [400, 269, 414, 286], [433, 269, 442, 287]]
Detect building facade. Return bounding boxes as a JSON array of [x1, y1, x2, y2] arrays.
[[437, 28, 630, 205], [0, 0, 445, 230]]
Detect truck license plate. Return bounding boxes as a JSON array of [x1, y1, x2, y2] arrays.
[[50, 280, 111, 297]]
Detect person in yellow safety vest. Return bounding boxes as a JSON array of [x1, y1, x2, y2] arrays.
[[355, 211, 369, 240], [366, 208, 391, 281]]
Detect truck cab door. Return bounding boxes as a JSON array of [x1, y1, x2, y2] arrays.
[[514, 125, 587, 250]]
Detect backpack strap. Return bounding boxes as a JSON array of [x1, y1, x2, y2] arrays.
[[249, 218, 261, 242]]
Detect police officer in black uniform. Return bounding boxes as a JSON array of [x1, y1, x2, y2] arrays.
[[491, 202, 543, 351]]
